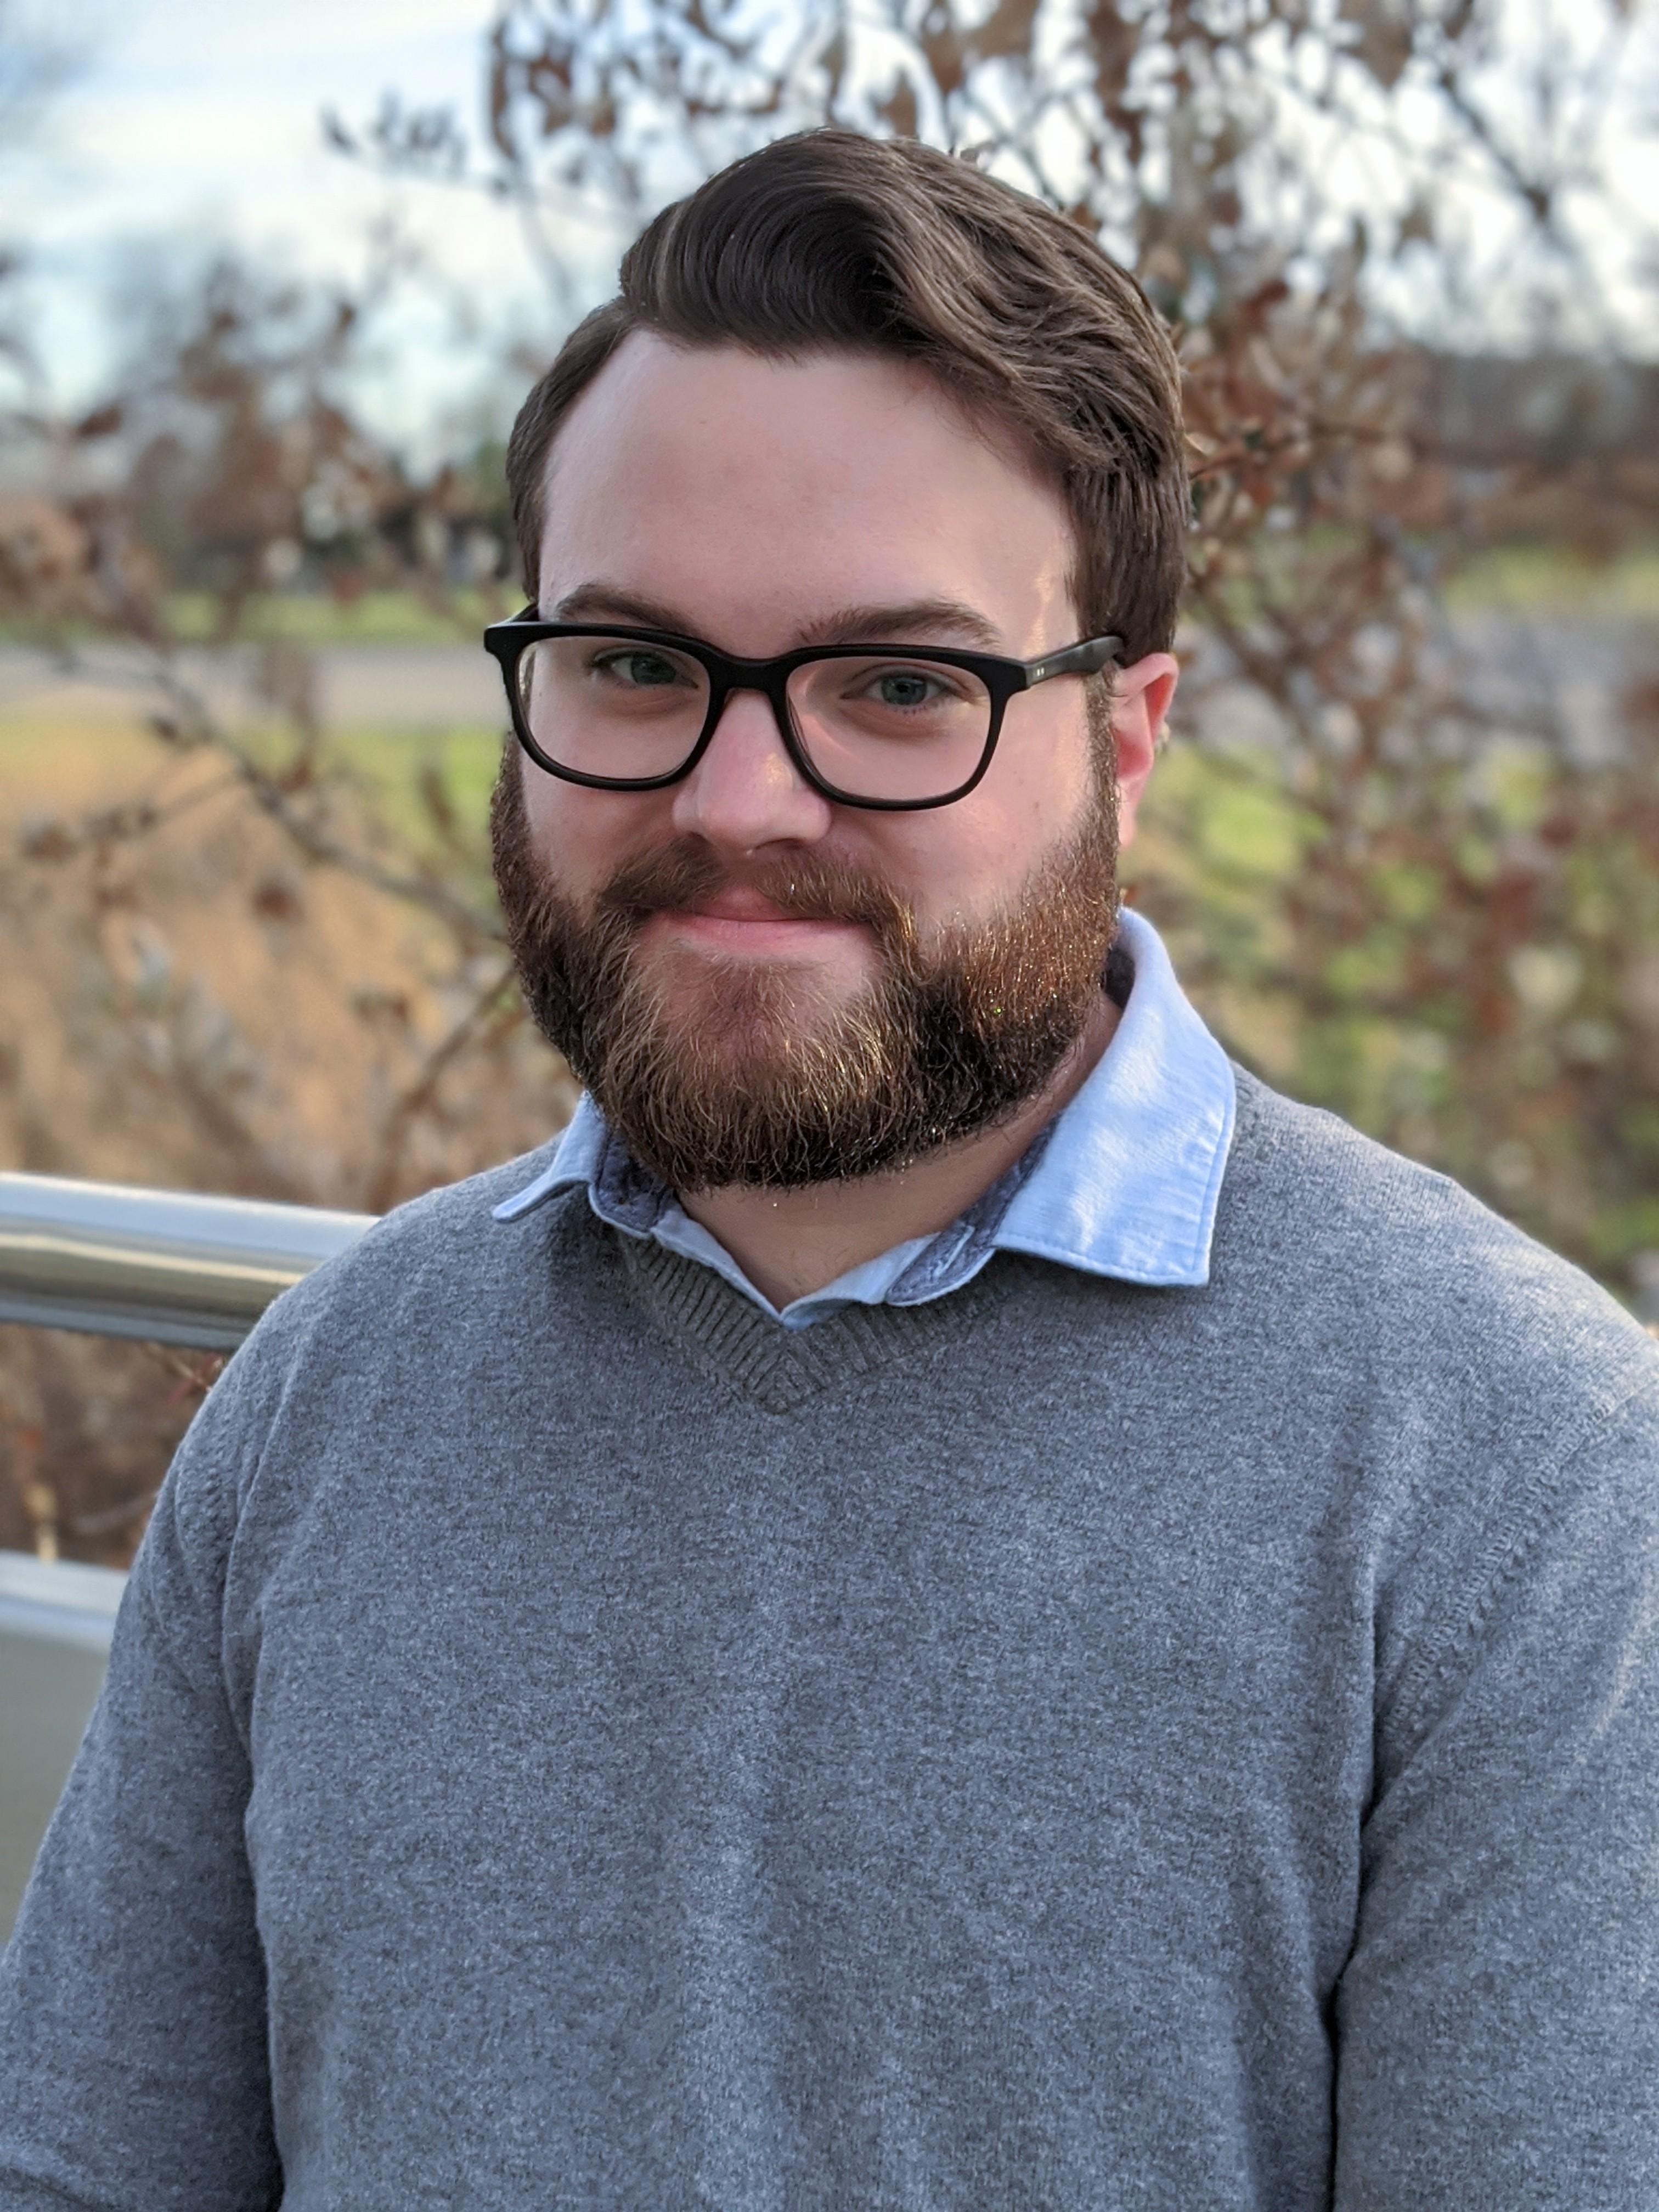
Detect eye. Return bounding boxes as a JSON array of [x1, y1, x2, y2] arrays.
[[592, 648, 690, 689], [855, 666, 956, 710]]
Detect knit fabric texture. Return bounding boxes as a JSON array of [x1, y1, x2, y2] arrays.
[[2, 1069, 1657, 2210]]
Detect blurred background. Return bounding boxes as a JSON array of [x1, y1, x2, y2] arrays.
[[2, 0, 1656, 1566]]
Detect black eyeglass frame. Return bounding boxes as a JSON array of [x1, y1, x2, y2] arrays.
[[482, 608, 1125, 812]]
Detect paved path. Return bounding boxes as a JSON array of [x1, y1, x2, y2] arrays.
[[0, 643, 503, 733]]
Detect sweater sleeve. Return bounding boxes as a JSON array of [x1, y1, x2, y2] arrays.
[[0, 1369, 281, 2211], [1333, 1378, 1659, 2210]]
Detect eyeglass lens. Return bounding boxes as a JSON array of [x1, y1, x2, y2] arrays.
[[515, 635, 994, 803]]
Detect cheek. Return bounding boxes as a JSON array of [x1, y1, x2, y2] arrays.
[[522, 775, 675, 896], [902, 744, 1093, 925], [880, 812, 1047, 936]]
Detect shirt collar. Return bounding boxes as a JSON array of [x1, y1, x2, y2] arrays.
[[988, 904, 1235, 1287], [493, 905, 1235, 1304]]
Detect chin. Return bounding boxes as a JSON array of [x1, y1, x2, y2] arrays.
[[638, 935, 871, 1037]]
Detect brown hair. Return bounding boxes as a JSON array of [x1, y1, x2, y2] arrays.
[[505, 128, 1188, 661]]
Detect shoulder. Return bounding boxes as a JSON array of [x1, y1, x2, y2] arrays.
[[1215, 1062, 1658, 1453], [277, 1141, 579, 1319], [1207, 1072, 1658, 1731], [194, 1143, 601, 1432], [153, 1143, 613, 1561]]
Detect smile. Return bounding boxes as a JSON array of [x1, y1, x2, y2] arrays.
[[648, 909, 870, 956]]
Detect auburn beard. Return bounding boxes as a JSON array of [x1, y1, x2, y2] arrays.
[[489, 734, 1123, 1194]]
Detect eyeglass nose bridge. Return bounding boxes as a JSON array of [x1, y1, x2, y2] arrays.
[[685, 666, 822, 792], [681, 650, 1015, 812]]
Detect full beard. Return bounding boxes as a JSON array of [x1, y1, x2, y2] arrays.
[[489, 739, 1124, 1194]]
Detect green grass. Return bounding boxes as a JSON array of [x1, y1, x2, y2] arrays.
[[327, 723, 505, 837], [0, 590, 513, 651], [1441, 541, 1659, 617], [272, 721, 508, 908], [162, 590, 509, 646]]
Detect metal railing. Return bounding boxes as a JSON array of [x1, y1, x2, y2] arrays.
[[0, 1171, 377, 1351], [0, 1171, 379, 1937], [1, 1549, 128, 1940], [0, 1548, 126, 1655], [1, 1546, 129, 1939]]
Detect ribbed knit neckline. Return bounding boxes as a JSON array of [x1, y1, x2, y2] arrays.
[[611, 1220, 1019, 1413]]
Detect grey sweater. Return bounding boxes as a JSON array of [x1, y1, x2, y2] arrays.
[[3, 1070, 1657, 2210]]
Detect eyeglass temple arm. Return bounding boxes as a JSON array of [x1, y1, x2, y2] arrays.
[[1022, 636, 1125, 686]]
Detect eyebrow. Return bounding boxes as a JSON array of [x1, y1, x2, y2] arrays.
[[548, 583, 1003, 654]]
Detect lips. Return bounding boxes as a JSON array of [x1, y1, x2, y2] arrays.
[[657, 906, 862, 940], [685, 888, 806, 924], [644, 893, 868, 959]]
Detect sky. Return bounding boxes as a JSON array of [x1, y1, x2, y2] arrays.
[[3, 0, 624, 450], [5, 0, 1655, 453]]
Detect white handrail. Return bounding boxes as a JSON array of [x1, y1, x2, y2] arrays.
[[0, 1172, 376, 1349], [0, 1549, 126, 1655]]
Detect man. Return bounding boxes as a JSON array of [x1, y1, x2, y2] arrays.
[[2, 128, 1655, 2210]]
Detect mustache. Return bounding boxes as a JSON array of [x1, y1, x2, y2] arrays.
[[594, 838, 916, 947]]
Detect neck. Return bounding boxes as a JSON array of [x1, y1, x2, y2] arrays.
[[676, 991, 1121, 1311]]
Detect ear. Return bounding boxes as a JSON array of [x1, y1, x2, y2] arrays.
[[1109, 651, 1178, 848]]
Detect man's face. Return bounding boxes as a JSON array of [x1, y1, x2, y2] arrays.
[[492, 334, 1162, 1192]]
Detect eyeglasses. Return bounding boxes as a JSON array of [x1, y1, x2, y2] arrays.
[[482, 608, 1124, 811]]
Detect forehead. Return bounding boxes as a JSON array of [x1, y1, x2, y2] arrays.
[[535, 332, 1077, 651]]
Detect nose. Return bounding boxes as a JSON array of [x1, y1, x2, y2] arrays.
[[669, 684, 836, 853]]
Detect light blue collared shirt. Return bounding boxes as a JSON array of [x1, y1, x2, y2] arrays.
[[492, 906, 1237, 1327]]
